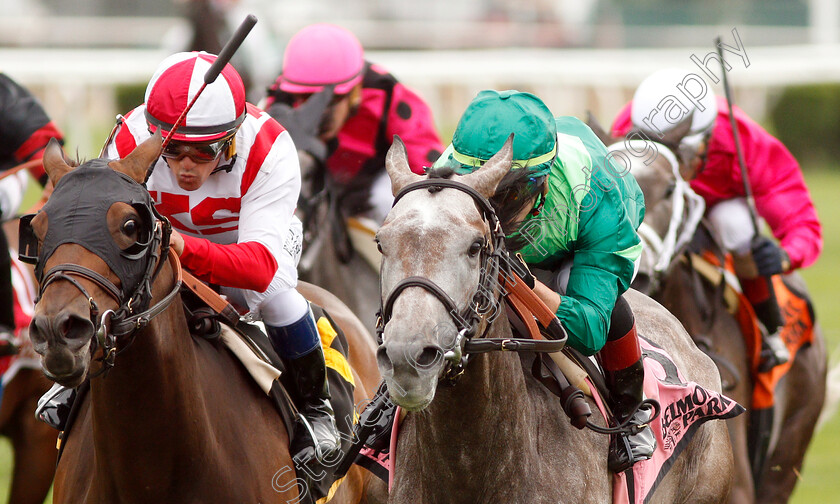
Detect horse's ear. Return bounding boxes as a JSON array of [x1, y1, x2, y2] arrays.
[[385, 135, 423, 196], [109, 131, 162, 184], [660, 111, 694, 146], [42, 138, 73, 187], [587, 111, 616, 146], [458, 134, 513, 198]]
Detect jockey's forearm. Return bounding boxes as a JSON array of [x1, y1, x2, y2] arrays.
[[533, 280, 561, 313], [180, 234, 278, 292]]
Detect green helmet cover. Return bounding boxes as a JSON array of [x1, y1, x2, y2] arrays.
[[434, 89, 557, 176]]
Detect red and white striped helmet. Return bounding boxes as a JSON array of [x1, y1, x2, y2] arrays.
[[145, 51, 246, 143]]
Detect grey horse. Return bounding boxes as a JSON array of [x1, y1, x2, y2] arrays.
[[374, 137, 736, 504]]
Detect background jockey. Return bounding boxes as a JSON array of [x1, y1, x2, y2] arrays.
[[610, 67, 823, 372], [0, 73, 65, 356], [262, 23, 444, 225], [432, 90, 653, 473], [100, 52, 340, 464]]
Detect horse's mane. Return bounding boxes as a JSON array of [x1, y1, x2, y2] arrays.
[[425, 164, 456, 179], [65, 148, 87, 168], [493, 167, 544, 251], [426, 162, 541, 251]]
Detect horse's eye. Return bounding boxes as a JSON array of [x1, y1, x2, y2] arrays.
[[375, 238, 383, 254], [122, 219, 138, 236], [664, 182, 676, 199], [468, 240, 483, 258]]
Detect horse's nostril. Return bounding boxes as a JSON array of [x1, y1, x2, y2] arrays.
[[376, 347, 394, 374], [415, 346, 443, 369], [378, 343, 443, 373], [58, 313, 95, 342], [29, 315, 49, 346]]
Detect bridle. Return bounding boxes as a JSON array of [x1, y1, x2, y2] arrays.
[[366, 175, 664, 440], [375, 177, 566, 384], [607, 140, 705, 290], [19, 183, 182, 376]]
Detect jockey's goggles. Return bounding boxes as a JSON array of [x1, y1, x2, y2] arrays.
[[161, 135, 234, 164]]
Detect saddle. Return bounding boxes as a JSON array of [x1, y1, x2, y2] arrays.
[[684, 225, 817, 409], [179, 272, 359, 503]]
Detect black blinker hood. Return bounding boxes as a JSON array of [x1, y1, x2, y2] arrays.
[[34, 160, 155, 293]]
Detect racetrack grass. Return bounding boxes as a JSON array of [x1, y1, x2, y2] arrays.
[[788, 166, 840, 504], [0, 168, 837, 504]]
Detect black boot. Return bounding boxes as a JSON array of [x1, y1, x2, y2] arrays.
[[283, 345, 342, 465], [605, 357, 656, 473], [35, 383, 76, 430], [752, 297, 790, 372], [600, 311, 656, 474], [266, 312, 341, 465]]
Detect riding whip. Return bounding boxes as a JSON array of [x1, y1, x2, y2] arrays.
[[715, 37, 785, 328], [715, 37, 760, 236], [145, 13, 258, 183], [716, 35, 783, 485]]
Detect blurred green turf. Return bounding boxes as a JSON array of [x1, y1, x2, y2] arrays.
[[788, 166, 840, 504], [0, 167, 836, 504]]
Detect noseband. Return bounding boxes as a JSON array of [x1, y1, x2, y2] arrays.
[[376, 177, 566, 384]]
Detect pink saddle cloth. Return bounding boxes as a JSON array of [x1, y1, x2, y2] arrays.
[[601, 338, 745, 504], [356, 337, 744, 501]]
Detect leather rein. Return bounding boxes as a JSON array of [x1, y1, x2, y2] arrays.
[[375, 177, 567, 385]]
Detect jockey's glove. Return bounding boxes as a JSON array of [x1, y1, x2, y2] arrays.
[[266, 85, 335, 164], [751, 235, 790, 277]]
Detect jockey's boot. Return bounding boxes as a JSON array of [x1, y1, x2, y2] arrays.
[[267, 308, 341, 465], [742, 277, 790, 372], [600, 322, 656, 473], [758, 327, 790, 373], [0, 325, 18, 357], [35, 382, 77, 430]]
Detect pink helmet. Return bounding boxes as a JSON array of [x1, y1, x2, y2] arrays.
[[278, 24, 364, 95], [145, 51, 246, 143]]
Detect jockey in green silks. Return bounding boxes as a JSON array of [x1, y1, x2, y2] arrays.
[[432, 89, 652, 473]]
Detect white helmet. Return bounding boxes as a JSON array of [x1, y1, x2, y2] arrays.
[[631, 68, 718, 142]]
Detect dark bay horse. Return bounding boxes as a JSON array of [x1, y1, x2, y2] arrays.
[[0, 365, 56, 504], [604, 135, 827, 504], [375, 137, 735, 503], [0, 220, 57, 504], [297, 153, 381, 336], [26, 136, 382, 503]]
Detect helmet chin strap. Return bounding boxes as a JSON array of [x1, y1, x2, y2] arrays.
[[211, 153, 237, 175]]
